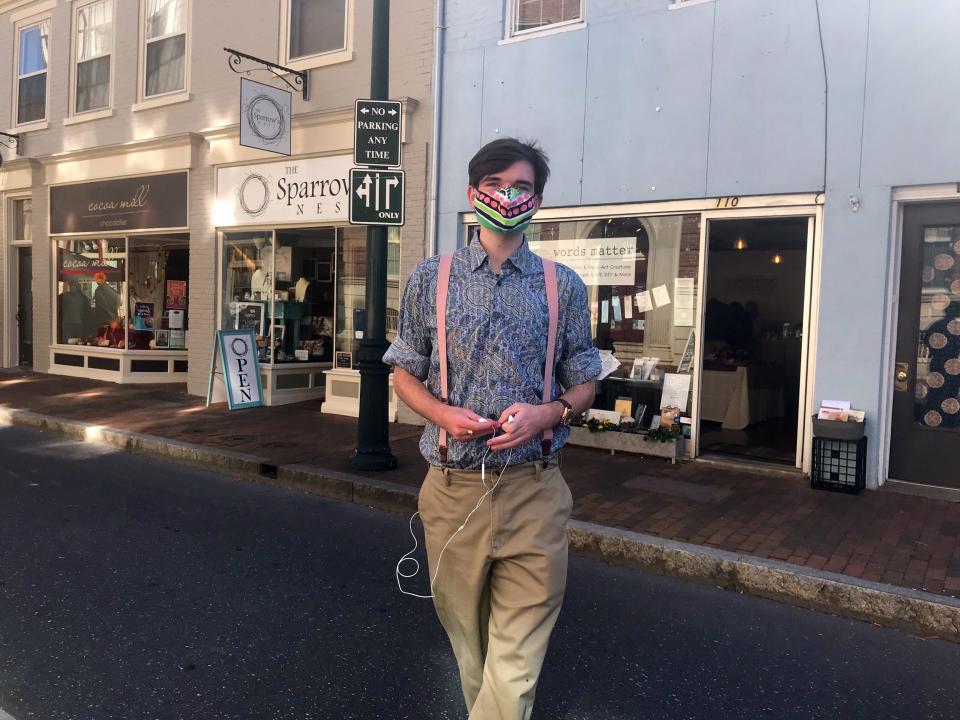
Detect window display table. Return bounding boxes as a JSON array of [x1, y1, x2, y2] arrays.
[[700, 365, 784, 430], [49, 345, 188, 384]]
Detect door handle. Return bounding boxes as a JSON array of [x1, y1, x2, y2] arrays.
[[895, 362, 910, 392]]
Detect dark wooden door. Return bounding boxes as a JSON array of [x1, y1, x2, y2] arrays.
[[890, 203, 960, 486], [17, 247, 33, 367]]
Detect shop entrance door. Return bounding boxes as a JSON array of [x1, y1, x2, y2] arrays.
[[889, 202, 960, 487], [16, 247, 33, 367], [698, 217, 811, 466]]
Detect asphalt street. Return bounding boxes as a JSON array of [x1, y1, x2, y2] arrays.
[[1, 424, 959, 720]]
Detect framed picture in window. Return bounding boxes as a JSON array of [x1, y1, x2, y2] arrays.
[[155, 330, 170, 349], [235, 302, 265, 336]]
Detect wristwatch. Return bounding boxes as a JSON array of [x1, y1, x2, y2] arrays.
[[554, 398, 574, 427]]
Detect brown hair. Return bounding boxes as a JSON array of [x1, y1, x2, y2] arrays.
[[468, 138, 550, 196]]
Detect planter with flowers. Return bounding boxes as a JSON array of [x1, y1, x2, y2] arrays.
[[567, 416, 686, 463]]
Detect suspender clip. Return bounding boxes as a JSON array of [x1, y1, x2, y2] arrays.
[[541, 439, 552, 468]]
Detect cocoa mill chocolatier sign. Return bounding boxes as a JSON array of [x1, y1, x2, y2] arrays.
[[50, 172, 188, 234]]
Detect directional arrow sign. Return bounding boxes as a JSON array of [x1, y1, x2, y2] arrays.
[[349, 168, 405, 226], [354, 99, 402, 167]]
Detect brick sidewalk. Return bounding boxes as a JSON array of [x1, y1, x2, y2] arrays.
[[3, 369, 960, 599]]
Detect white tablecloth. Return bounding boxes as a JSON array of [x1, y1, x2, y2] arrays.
[[700, 366, 785, 430]]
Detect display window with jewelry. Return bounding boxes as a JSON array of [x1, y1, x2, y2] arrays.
[[218, 225, 401, 406]]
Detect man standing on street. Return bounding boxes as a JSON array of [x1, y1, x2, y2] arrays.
[[384, 138, 601, 719]]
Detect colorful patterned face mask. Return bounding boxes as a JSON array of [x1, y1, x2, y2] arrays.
[[472, 186, 538, 235]]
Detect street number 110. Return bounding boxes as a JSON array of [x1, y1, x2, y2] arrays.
[[716, 196, 740, 207]]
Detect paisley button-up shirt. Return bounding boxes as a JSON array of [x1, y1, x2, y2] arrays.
[[383, 236, 601, 469]]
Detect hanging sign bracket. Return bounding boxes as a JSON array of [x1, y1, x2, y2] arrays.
[[224, 47, 309, 100]]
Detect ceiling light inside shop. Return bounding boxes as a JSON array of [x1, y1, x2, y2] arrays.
[[772, 253, 783, 265], [734, 237, 747, 250]]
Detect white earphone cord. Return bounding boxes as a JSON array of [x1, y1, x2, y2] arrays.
[[396, 425, 513, 599]]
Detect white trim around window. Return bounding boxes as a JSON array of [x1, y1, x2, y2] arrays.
[[279, 0, 354, 73], [8, 0, 57, 24], [67, 0, 115, 121], [506, 0, 584, 41], [12, 11, 52, 129], [137, 0, 191, 104]]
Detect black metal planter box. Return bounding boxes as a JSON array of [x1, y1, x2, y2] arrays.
[[811, 435, 867, 494]]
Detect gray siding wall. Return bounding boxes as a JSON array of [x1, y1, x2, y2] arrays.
[[435, 0, 960, 483]]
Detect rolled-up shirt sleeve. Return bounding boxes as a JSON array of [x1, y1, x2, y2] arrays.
[[383, 262, 432, 381], [556, 270, 602, 389]]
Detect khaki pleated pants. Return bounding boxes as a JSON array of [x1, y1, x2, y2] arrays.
[[418, 459, 573, 720]]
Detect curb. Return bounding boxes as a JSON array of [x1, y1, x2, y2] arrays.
[[567, 523, 960, 643], [4, 407, 959, 643]]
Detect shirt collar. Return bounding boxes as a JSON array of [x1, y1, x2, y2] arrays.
[[467, 233, 538, 275]]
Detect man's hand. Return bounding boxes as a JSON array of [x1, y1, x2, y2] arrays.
[[437, 405, 497, 442], [393, 369, 495, 443], [486, 402, 561, 452]]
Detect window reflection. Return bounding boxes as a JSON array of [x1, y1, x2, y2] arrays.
[[335, 226, 400, 359], [222, 232, 274, 363], [57, 237, 126, 347], [470, 214, 702, 425], [127, 235, 189, 350]]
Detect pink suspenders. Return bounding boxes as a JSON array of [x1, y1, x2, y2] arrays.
[[541, 258, 559, 459], [437, 254, 454, 462], [435, 253, 559, 465]]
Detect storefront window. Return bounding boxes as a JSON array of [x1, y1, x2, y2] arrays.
[[521, 214, 701, 423], [128, 235, 189, 350], [274, 228, 336, 363], [336, 226, 401, 359], [222, 231, 274, 364], [56, 235, 190, 351], [57, 237, 126, 347], [222, 226, 399, 366]]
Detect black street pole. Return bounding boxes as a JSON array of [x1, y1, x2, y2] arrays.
[[351, 0, 397, 470]]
